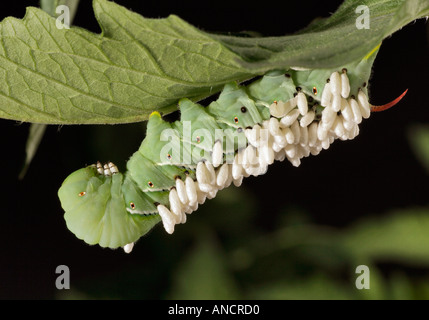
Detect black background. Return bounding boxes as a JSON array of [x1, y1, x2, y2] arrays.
[[0, 0, 428, 299]]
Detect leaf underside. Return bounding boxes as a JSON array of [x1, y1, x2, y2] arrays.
[[19, 0, 81, 179], [0, 0, 427, 124]]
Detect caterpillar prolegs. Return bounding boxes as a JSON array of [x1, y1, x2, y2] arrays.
[[58, 51, 406, 253]]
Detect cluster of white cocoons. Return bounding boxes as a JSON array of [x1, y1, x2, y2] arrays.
[[133, 70, 372, 253], [156, 159, 230, 235], [263, 69, 371, 166]]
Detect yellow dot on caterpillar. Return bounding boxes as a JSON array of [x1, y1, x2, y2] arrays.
[[148, 181, 154, 188], [196, 136, 201, 143], [234, 117, 239, 124], [167, 154, 172, 160], [78, 191, 86, 197], [130, 202, 136, 209], [312, 87, 318, 95]]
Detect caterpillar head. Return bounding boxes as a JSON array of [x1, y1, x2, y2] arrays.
[[58, 165, 160, 249]]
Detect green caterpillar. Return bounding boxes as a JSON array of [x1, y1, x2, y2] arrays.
[[58, 47, 404, 253]]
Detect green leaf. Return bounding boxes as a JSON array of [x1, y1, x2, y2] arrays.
[[40, 0, 80, 19], [0, 0, 251, 124], [340, 208, 429, 264], [19, 0, 81, 179], [0, 0, 427, 124], [215, 0, 429, 71]]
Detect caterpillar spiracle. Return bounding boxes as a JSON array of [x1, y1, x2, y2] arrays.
[[58, 52, 406, 253]]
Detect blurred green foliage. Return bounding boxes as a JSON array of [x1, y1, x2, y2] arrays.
[[409, 125, 429, 174]]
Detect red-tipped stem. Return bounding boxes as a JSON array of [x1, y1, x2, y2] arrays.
[[370, 89, 408, 112]]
